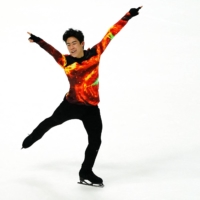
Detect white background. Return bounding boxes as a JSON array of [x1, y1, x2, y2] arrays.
[[0, 0, 200, 199]]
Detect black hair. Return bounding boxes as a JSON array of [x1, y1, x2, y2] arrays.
[[63, 28, 84, 43]]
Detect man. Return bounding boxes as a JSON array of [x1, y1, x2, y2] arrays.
[[22, 7, 142, 187]]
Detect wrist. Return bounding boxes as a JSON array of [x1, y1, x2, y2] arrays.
[[29, 34, 42, 43]]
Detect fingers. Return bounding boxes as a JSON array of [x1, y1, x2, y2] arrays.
[[137, 6, 143, 10], [28, 39, 34, 43], [27, 32, 33, 42]]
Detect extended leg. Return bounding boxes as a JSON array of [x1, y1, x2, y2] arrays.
[[22, 99, 72, 148]]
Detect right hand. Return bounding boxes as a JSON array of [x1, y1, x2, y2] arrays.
[[27, 32, 41, 43], [27, 32, 34, 43]]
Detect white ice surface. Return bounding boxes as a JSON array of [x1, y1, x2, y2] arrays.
[[0, 0, 200, 199]]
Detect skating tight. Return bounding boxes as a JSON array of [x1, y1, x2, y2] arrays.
[[30, 97, 102, 172]]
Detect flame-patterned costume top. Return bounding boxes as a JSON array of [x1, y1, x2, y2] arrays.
[[35, 11, 134, 106]]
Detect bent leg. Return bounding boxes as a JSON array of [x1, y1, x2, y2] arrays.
[[80, 106, 103, 174], [22, 99, 72, 148]]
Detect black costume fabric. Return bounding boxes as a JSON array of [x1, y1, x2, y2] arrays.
[[23, 97, 102, 172], [23, 9, 139, 175]]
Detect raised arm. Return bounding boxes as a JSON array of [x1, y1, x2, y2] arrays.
[[27, 32, 67, 68], [93, 7, 142, 55]]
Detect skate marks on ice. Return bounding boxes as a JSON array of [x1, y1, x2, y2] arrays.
[[99, 146, 200, 185], [16, 177, 68, 200]]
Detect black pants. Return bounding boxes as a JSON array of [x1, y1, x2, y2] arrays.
[[30, 97, 102, 172]]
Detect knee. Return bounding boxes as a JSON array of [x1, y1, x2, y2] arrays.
[[50, 115, 64, 125], [90, 138, 102, 150], [96, 139, 102, 148]]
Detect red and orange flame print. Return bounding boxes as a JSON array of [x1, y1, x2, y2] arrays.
[[38, 11, 133, 106]]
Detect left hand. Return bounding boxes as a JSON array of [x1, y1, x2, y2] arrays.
[[129, 6, 143, 16]]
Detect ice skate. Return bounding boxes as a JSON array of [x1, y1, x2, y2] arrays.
[[22, 133, 42, 149], [78, 171, 104, 187]]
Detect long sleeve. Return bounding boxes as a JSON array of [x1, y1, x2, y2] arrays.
[[94, 11, 134, 55], [36, 40, 67, 68]]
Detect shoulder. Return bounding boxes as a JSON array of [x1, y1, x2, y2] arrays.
[[64, 54, 75, 66], [85, 48, 98, 59]]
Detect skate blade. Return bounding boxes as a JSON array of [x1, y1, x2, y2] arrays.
[[78, 180, 104, 188]]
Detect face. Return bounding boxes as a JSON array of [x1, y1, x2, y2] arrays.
[[66, 37, 84, 58]]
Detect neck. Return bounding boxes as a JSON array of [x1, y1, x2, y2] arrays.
[[76, 50, 84, 58]]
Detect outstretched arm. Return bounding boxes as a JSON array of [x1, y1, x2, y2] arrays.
[[94, 7, 142, 55], [27, 32, 67, 68]]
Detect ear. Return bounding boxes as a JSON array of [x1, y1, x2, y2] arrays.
[[81, 41, 85, 47]]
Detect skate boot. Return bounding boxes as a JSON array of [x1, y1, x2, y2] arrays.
[[22, 133, 42, 149], [78, 170, 104, 187]]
